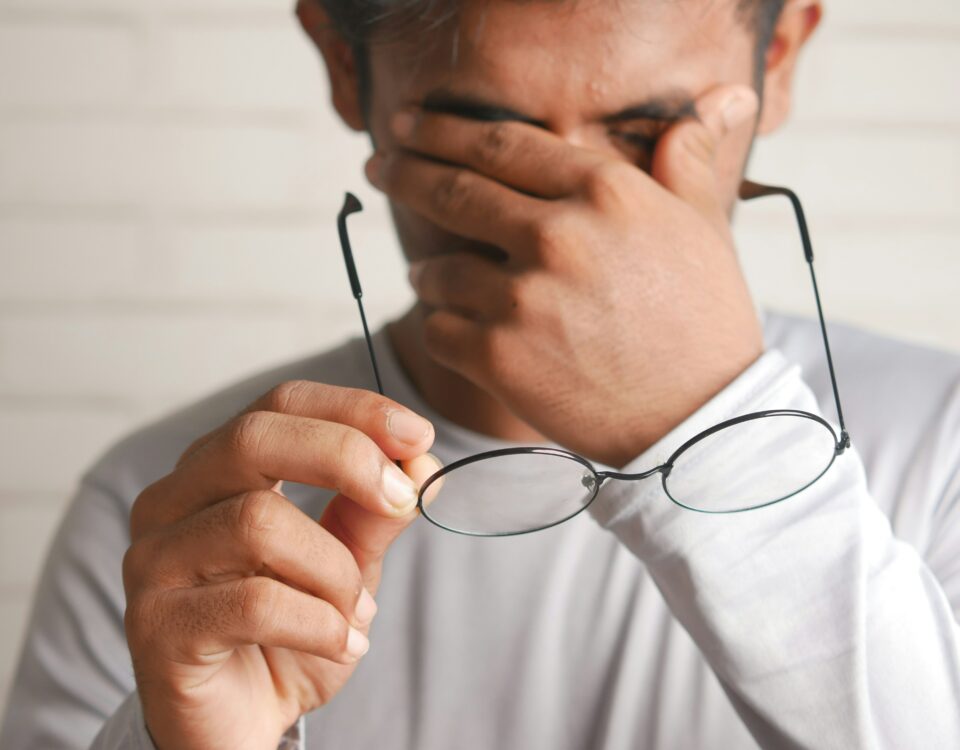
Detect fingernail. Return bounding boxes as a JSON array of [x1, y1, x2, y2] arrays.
[[383, 463, 418, 513], [387, 409, 431, 445], [354, 587, 378, 626], [391, 111, 416, 139], [346, 627, 370, 659], [721, 89, 758, 131], [365, 153, 383, 187], [408, 261, 425, 289]]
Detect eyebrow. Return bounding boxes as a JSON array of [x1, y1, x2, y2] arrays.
[[420, 88, 697, 127]]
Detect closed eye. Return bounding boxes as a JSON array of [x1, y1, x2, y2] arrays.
[[616, 133, 659, 151], [612, 132, 661, 170]]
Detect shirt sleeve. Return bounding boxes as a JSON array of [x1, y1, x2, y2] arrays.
[[88, 692, 158, 750], [587, 349, 960, 749], [0, 477, 138, 749], [86, 693, 305, 750], [0, 474, 308, 750]]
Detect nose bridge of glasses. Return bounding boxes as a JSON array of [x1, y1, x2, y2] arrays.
[[595, 464, 670, 483]]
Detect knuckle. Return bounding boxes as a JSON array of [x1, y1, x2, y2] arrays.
[[319, 539, 365, 608], [122, 600, 144, 642], [327, 540, 364, 597], [123, 591, 159, 646], [335, 426, 378, 476], [309, 602, 349, 659], [130, 481, 166, 538], [237, 577, 280, 638], [434, 169, 473, 215], [682, 127, 716, 164], [121, 541, 150, 593], [472, 122, 511, 167], [530, 215, 570, 263], [232, 490, 282, 549], [435, 257, 466, 292], [175, 429, 214, 469], [262, 380, 313, 414], [583, 161, 631, 205], [350, 387, 390, 423], [129, 489, 153, 539], [227, 410, 271, 460], [336, 621, 354, 656]]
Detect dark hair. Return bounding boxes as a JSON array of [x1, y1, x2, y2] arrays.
[[313, 0, 786, 120]]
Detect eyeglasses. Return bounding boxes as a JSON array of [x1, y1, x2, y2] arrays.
[[336, 180, 851, 537]]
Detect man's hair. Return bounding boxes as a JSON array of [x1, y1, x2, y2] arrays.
[[313, 0, 786, 120]]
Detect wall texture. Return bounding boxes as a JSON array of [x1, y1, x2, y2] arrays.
[[1, 0, 959, 713]]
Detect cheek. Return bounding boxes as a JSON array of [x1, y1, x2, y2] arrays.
[[363, 46, 426, 148]]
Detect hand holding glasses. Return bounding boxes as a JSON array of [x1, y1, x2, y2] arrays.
[[337, 181, 850, 537]]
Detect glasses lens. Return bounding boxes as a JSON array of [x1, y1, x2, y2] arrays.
[[420, 450, 599, 536], [664, 413, 838, 513]]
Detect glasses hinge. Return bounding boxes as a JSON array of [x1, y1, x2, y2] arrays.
[[837, 430, 851, 454]]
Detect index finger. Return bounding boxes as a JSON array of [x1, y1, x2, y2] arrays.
[[178, 380, 434, 468], [389, 107, 605, 199], [135, 410, 425, 535]]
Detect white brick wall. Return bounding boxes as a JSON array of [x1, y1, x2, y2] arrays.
[[1, 0, 958, 717]]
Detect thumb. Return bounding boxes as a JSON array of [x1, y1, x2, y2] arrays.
[[651, 84, 758, 224], [319, 452, 444, 595]]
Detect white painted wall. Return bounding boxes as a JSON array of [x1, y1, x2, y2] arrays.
[[1, 0, 959, 713]]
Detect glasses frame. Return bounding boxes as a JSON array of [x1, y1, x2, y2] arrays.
[[336, 179, 852, 537]]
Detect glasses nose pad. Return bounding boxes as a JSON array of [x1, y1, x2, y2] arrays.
[[580, 471, 597, 492]]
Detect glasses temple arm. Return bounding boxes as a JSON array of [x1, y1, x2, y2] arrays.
[[739, 180, 850, 450], [337, 192, 386, 397]]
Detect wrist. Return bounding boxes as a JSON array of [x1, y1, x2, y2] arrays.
[[597, 336, 765, 469]]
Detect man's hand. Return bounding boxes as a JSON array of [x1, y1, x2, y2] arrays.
[[122, 382, 437, 750], [366, 85, 763, 467]]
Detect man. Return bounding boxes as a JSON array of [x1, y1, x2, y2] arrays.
[[3, 0, 960, 747]]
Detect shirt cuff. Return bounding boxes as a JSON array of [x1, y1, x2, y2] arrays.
[[586, 348, 828, 561], [279, 716, 305, 749], [91, 691, 305, 750], [89, 691, 157, 750]]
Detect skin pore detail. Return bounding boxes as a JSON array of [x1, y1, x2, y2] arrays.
[[362, 0, 760, 452], [362, 0, 756, 198], [301, 0, 820, 463]]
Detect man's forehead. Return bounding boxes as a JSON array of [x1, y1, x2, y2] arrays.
[[379, 0, 744, 125], [441, 0, 743, 52]]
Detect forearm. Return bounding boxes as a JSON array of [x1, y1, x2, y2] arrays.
[[589, 350, 960, 748]]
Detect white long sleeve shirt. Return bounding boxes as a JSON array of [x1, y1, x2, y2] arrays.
[[2, 311, 959, 749]]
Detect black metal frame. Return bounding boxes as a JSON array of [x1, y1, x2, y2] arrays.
[[336, 179, 851, 537]]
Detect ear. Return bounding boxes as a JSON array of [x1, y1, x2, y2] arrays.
[[296, 0, 366, 132], [756, 0, 822, 135]]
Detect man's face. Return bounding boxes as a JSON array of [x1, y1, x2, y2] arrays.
[[362, 0, 759, 264]]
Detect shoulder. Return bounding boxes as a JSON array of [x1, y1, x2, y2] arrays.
[[764, 311, 960, 424], [83, 334, 371, 509]]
